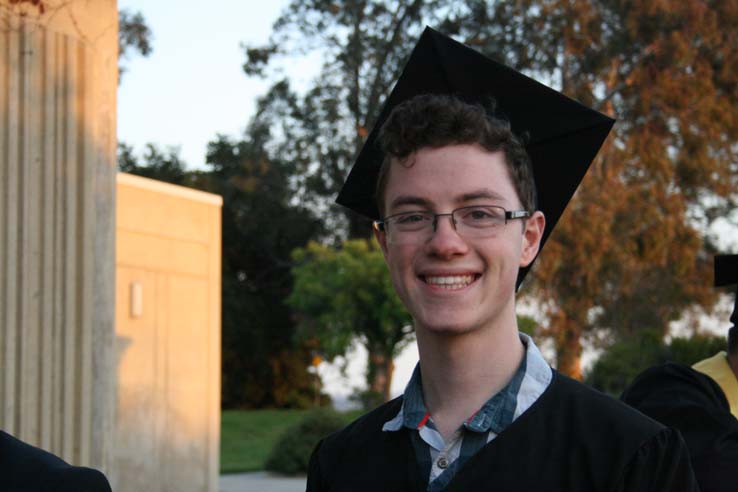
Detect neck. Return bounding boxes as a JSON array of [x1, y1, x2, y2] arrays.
[[414, 309, 524, 440]]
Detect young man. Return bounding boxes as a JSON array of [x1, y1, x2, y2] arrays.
[[307, 28, 698, 491], [622, 254, 738, 492]]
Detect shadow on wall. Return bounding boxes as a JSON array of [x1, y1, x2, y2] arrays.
[[115, 329, 209, 492]]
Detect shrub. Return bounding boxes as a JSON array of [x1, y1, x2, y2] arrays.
[[585, 331, 726, 397], [585, 330, 664, 397], [349, 389, 384, 411], [264, 409, 347, 475], [665, 334, 726, 366]]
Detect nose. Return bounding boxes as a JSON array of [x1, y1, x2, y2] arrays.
[[425, 214, 469, 258]]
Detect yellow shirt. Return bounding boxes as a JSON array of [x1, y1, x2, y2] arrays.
[[693, 352, 738, 419]]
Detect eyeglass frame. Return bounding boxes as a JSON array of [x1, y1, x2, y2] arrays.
[[372, 205, 531, 242]]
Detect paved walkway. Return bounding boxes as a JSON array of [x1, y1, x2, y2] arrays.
[[220, 472, 306, 492]]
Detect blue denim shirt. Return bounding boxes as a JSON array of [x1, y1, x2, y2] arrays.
[[382, 333, 553, 491]]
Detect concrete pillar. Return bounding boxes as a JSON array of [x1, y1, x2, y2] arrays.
[[0, 0, 117, 473]]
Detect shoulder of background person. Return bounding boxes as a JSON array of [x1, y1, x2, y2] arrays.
[[0, 430, 111, 492]]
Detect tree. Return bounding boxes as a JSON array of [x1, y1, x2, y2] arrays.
[[205, 129, 326, 408], [115, 8, 330, 407], [586, 330, 727, 397], [449, 0, 738, 378], [117, 142, 189, 185], [118, 8, 152, 83], [288, 239, 413, 405], [246, 1, 738, 379], [117, 127, 325, 408], [243, 0, 470, 238]]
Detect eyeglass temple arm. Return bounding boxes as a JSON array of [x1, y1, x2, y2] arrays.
[[506, 210, 531, 220]]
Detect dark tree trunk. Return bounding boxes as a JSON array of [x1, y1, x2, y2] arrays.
[[367, 349, 395, 403], [552, 312, 583, 380]]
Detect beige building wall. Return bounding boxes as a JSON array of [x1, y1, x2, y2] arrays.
[[0, 0, 117, 471], [115, 172, 222, 492]]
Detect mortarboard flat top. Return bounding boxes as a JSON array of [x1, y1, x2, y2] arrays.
[[336, 27, 615, 285]]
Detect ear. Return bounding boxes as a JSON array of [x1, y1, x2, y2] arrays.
[[373, 223, 390, 259], [520, 211, 545, 268]]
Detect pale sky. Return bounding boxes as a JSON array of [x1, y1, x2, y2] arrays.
[[117, 0, 289, 168]]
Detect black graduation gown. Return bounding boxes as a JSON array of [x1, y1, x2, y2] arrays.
[[0, 430, 112, 492], [307, 370, 697, 491], [621, 362, 738, 492]]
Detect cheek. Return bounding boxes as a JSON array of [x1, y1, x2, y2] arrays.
[[504, 248, 526, 287], [385, 246, 416, 286], [483, 243, 521, 277]]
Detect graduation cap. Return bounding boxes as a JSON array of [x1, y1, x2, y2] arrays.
[[336, 27, 615, 286], [715, 254, 738, 327]]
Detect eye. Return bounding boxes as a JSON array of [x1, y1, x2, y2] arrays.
[[458, 206, 504, 227], [396, 213, 428, 224], [468, 209, 494, 220], [464, 207, 500, 220]]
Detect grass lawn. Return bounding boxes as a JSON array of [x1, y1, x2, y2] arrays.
[[220, 408, 362, 474]]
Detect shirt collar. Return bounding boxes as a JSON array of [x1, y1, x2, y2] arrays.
[[382, 363, 427, 432], [693, 351, 738, 418], [383, 332, 546, 434]]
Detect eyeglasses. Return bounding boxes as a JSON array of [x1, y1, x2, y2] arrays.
[[373, 205, 531, 245]]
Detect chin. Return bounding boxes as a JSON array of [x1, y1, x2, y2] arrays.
[[415, 316, 480, 336]]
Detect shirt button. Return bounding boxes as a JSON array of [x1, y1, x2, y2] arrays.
[[437, 457, 449, 469]]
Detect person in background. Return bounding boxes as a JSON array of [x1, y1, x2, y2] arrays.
[[622, 254, 738, 491], [0, 429, 112, 492]]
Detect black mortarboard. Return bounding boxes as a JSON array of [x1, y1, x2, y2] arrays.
[[715, 254, 738, 326], [336, 27, 615, 286]]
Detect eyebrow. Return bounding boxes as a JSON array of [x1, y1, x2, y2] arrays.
[[389, 195, 433, 211], [388, 189, 508, 212], [458, 189, 507, 203]]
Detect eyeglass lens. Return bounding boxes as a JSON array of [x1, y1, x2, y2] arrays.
[[385, 206, 508, 244]]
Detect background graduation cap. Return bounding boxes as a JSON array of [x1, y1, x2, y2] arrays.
[[336, 27, 615, 287], [715, 254, 738, 328]]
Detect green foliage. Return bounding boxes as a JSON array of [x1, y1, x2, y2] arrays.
[[585, 330, 665, 397], [289, 239, 410, 359], [517, 315, 538, 337], [118, 8, 152, 83], [221, 409, 308, 473], [667, 334, 727, 367], [264, 409, 348, 475], [288, 239, 412, 400], [117, 143, 190, 185], [586, 331, 727, 397], [206, 135, 325, 409], [349, 389, 385, 412], [221, 408, 362, 473]]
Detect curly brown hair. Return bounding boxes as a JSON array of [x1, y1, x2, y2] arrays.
[[375, 94, 537, 217]]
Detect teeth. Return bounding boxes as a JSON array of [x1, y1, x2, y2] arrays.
[[424, 275, 474, 289]]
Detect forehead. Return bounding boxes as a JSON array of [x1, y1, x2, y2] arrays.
[[383, 144, 519, 211]]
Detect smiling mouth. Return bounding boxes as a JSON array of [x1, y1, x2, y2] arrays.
[[421, 274, 480, 290]]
